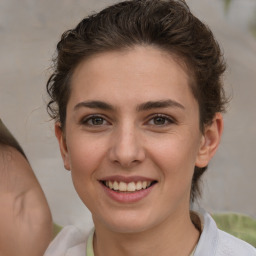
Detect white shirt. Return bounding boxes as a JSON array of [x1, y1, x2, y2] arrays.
[[44, 210, 256, 256]]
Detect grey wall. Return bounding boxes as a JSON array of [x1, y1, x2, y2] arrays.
[[0, 0, 255, 227]]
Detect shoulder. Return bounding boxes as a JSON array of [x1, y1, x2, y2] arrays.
[[194, 209, 256, 256], [216, 229, 256, 256], [44, 225, 90, 256]]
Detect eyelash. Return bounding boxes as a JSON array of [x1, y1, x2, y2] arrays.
[[80, 115, 110, 127], [81, 113, 175, 127], [146, 114, 175, 126]]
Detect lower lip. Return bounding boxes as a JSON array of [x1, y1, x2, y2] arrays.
[[101, 183, 156, 203]]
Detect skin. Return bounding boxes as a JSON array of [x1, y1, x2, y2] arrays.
[[0, 146, 52, 256], [56, 46, 223, 256]]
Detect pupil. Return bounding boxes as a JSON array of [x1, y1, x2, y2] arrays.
[[154, 117, 165, 125], [92, 117, 103, 125]]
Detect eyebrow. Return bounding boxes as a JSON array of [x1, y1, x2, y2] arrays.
[[136, 99, 185, 112], [74, 99, 185, 112], [74, 101, 114, 111]]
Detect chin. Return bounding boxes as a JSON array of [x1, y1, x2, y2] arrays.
[[95, 209, 157, 234], [107, 221, 151, 234]]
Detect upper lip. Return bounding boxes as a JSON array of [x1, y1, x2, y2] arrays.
[[99, 175, 156, 183]]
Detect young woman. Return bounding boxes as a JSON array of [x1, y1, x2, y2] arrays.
[[43, 0, 256, 255], [0, 119, 52, 256]]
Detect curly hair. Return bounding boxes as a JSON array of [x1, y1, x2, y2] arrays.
[[46, 0, 227, 202]]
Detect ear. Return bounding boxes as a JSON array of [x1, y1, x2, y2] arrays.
[[195, 113, 224, 168], [55, 123, 71, 170]]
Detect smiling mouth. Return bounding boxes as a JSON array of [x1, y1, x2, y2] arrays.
[[101, 180, 157, 193]]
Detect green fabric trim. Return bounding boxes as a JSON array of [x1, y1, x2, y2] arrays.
[[86, 229, 95, 256], [53, 223, 63, 238], [52, 213, 256, 248], [212, 213, 256, 247]]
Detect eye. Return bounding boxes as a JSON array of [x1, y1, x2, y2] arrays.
[[81, 115, 109, 126], [147, 114, 175, 126]]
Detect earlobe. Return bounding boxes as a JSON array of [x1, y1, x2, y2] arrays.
[[55, 123, 71, 170], [195, 113, 224, 168]]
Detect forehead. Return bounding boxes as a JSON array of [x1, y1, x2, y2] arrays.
[[68, 46, 196, 109]]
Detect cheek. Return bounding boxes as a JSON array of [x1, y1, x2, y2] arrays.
[[148, 132, 200, 180], [66, 136, 108, 207], [67, 135, 107, 178]]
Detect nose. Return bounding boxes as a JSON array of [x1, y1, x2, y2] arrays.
[[108, 124, 146, 168]]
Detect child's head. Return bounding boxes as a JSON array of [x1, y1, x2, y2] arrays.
[[0, 119, 27, 160]]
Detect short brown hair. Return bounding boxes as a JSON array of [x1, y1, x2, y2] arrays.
[[46, 0, 227, 201], [0, 119, 27, 160]]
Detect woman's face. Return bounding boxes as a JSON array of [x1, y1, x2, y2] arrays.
[[56, 46, 217, 233]]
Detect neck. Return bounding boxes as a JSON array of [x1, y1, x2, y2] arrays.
[[93, 210, 200, 256]]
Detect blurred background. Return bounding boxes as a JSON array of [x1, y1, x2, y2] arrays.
[[0, 0, 256, 229]]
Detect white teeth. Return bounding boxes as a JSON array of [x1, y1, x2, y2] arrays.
[[104, 180, 154, 192], [113, 181, 119, 191], [136, 181, 142, 190], [127, 182, 136, 192], [119, 182, 127, 192], [109, 181, 113, 189]]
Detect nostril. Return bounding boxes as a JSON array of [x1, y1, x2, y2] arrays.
[[108, 135, 146, 166], [112, 159, 140, 168]]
